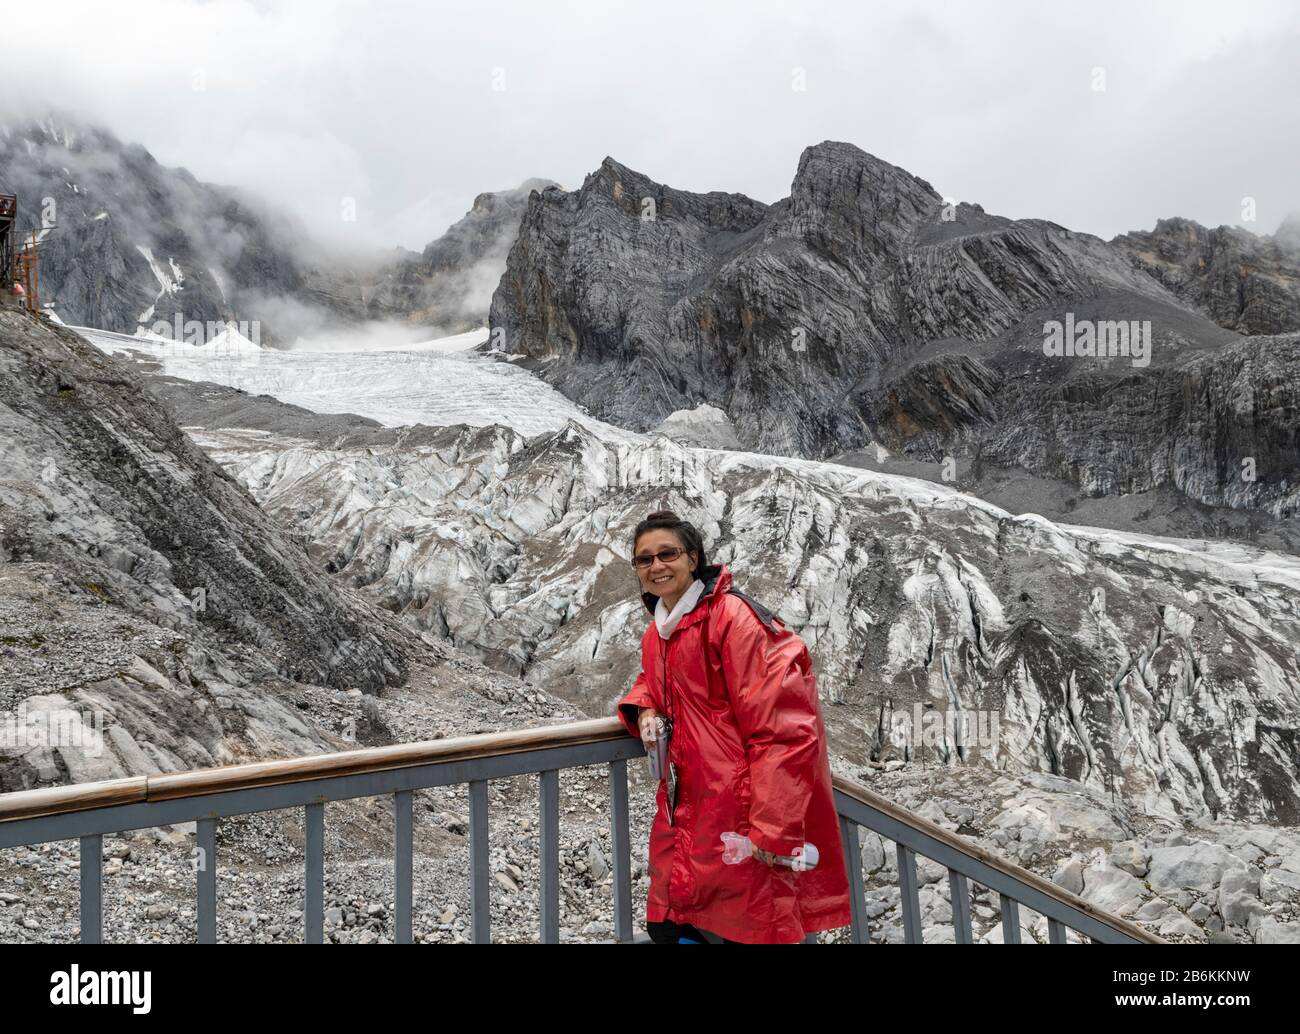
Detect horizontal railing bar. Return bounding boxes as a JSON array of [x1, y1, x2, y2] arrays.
[[0, 777, 149, 823], [0, 738, 642, 850], [834, 786, 1162, 944], [0, 718, 631, 824]]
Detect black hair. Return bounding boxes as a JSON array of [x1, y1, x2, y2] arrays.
[[632, 509, 708, 578]]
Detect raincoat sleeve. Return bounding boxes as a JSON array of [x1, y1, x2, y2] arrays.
[[617, 669, 655, 739], [716, 600, 820, 857]]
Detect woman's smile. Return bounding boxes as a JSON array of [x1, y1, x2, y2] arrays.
[[633, 528, 697, 611]]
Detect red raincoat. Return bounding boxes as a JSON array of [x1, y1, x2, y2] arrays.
[[616, 563, 852, 943]]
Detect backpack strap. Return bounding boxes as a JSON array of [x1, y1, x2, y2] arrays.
[[699, 588, 786, 704], [725, 587, 784, 632]]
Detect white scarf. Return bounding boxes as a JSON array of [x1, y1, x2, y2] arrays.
[[654, 579, 706, 640]]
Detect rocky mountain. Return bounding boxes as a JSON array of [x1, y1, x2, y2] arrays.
[[0, 307, 438, 790], [0, 116, 364, 341], [1112, 215, 1300, 336], [489, 142, 1300, 519], [0, 116, 549, 342]]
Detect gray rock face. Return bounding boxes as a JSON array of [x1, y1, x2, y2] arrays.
[[0, 309, 416, 789], [1080, 864, 1147, 916], [1109, 840, 1150, 877], [0, 116, 355, 341], [490, 141, 1300, 516], [1112, 215, 1300, 336], [1146, 842, 1244, 893]]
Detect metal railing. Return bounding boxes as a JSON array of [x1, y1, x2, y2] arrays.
[[0, 717, 1161, 944]]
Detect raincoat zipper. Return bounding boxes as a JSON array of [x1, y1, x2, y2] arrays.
[[660, 634, 674, 825]]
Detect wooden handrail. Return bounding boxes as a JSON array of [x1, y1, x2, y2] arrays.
[[0, 717, 627, 822], [0, 716, 1163, 942], [0, 776, 149, 823]]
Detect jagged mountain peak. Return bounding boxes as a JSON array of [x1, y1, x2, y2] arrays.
[[793, 140, 940, 198], [466, 178, 560, 218], [579, 154, 770, 227], [583, 155, 666, 208], [489, 138, 1300, 520], [779, 140, 945, 266], [1112, 215, 1300, 335]]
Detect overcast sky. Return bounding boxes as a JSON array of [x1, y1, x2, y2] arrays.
[[6, 0, 1298, 250]]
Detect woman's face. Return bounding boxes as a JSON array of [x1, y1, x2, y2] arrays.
[[633, 530, 698, 601]]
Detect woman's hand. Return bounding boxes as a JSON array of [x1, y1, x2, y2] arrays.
[[638, 707, 660, 752]]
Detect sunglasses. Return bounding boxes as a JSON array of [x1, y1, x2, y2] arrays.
[[631, 546, 689, 569]]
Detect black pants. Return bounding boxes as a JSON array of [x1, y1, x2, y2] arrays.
[[647, 919, 744, 944]]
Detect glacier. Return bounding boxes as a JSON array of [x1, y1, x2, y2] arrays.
[[80, 326, 1300, 828]]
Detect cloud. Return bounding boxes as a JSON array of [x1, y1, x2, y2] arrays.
[[2, 0, 1297, 249]]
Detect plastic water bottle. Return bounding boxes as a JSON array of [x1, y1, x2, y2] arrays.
[[720, 832, 820, 871]]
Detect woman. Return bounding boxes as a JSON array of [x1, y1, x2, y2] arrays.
[[615, 510, 852, 944]]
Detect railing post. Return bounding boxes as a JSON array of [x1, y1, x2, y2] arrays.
[[838, 815, 868, 944], [197, 817, 217, 944], [1048, 917, 1066, 944], [394, 790, 413, 944], [469, 779, 490, 943], [896, 843, 922, 944], [305, 802, 324, 944], [79, 834, 102, 944], [608, 759, 633, 943], [948, 869, 972, 944], [1000, 894, 1022, 944], [539, 770, 559, 944]]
